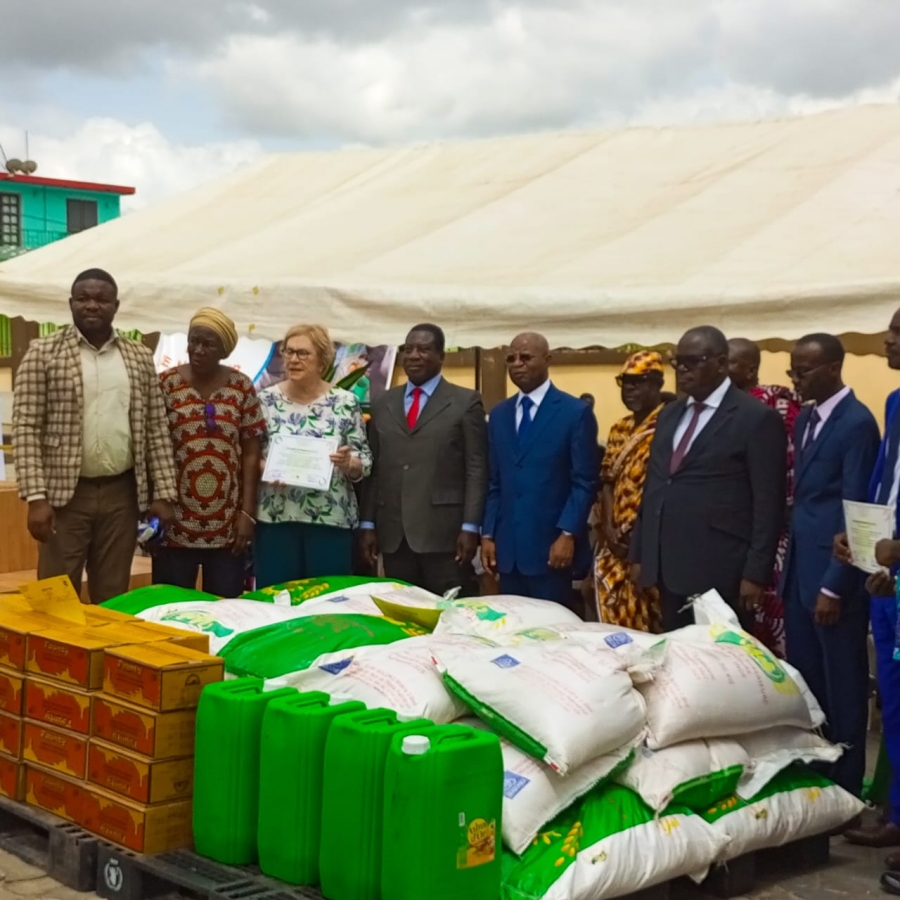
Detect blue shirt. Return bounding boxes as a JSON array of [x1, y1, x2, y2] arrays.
[[360, 374, 479, 535]]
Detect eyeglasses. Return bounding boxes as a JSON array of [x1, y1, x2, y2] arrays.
[[670, 355, 711, 371], [786, 363, 827, 381], [400, 343, 437, 355], [615, 374, 654, 387], [505, 352, 536, 365], [204, 402, 218, 434], [283, 347, 312, 360]]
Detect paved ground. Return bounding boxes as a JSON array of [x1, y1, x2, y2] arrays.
[[0, 839, 889, 900]]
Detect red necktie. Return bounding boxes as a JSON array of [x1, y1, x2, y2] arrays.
[[670, 402, 706, 474], [407, 387, 423, 429]]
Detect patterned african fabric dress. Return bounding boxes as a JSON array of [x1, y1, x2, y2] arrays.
[[594, 403, 664, 633], [160, 368, 266, 548], [748, 384, 802, 659]]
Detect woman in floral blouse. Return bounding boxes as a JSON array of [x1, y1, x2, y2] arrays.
[[256, 324, 373, 587]]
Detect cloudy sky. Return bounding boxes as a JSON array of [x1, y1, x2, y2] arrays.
[[2, 0, 899, 211]]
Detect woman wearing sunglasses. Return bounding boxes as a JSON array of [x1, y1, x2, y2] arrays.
[[154, 308, 265, 596], [255, 324, 372, 588], [594, 351, 670, 631]]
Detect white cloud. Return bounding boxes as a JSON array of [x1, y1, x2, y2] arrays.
[[0, 119, 264, 210]]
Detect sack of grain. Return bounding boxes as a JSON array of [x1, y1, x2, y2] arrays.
[[734, 726, 843, 799], [220, 614, 426, 679], [242, 576, 407, 604], [101, 584, 219, 615], [700, 766, 864, 864], [434, 638, 646, 775], [432, 596, 582, 639], [462, 718, 637, 855], [502, 785, 727, 900], [134, 598, 314, 653], [615, 739, 749, 814], [639, 628, 823, 748], [264, 633, 480, 723]]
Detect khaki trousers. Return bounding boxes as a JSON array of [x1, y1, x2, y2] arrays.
[[38, 471, 139, 604]]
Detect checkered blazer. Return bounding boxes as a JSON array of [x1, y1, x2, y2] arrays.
[[13, 326, 178, 510]]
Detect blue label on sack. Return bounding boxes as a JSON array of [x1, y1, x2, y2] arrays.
[[491, 654, 520, 669], [327, 595, 350, 603], [503, 771, 530, 798], [604, 633, 633, 649], [319, 658, 352, 675]]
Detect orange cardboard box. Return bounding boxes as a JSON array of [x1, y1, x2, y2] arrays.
[[0, 667, 24, 715], [127, 621, 210, 654], [88, 739, 193, 805], [25, 677, 92, 734], [25, 766, 84, 823], [92, 695, 196, 760], [26, 622, 162, 690], [0, 756, 25, 800], [22, 721, 88, 780], [80, 784, 192, 854], [103, 642, 223, 712], [0, 709, 23, 758], [0, 612, 60, 671], [83, 607, 136, 626]]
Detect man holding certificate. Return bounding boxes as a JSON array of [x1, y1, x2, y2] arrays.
[[360, 324, 488, 597], [781, 333, 880, 800]]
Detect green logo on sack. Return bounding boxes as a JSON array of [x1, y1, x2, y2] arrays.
[[161, 611, 234, 638], [714, 630, 795, 693]]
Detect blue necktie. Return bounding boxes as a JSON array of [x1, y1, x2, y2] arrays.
[[877, 412, 900, 504], [801, 407, 821, 455], [518, 396, 534, 444]]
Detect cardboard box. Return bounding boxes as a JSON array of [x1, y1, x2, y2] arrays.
[[0, 595, 31, 615], [0, 667, 24, 715], [26, 623, 161, 690], [0, 709, 23, 758], [25, 766, 84, 823], [88, 739, 193, 805], [127, 621, 210, 654], [92, 695, 196, 760], [80, 784, 192, 854], [0, 612, 59, 671], [22, 721, 88, 780], [0, 756, 25, 800], [83, 607, 136, 626], [103, 642, 223, 712], [25, 677, 92, 734]]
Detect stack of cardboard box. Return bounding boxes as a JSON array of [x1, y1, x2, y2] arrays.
[[0, 594, 224, 854]]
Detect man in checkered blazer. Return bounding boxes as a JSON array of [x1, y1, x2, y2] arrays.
[[13, 268, 178, 603]]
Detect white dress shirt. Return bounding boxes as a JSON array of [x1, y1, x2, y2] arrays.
[[79, 332, 133, 478], [672, 377, 732, 453], [516, 379, 552, 430], [801, 385, 850, 449]]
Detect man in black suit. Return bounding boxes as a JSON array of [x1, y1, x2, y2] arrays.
[[360, 324, 488, 597], [629, 326, 787, 631]]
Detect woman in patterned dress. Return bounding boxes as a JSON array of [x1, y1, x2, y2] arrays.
[[154, 309, 265, 596], [594, 351, 669, 632], [728, 338, 802, 658], [255, 324, 373, 588]]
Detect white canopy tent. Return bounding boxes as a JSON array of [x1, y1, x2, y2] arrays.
[[2, 104, 900, 348]]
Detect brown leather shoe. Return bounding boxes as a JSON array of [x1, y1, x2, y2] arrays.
[[828, 814, 862, 837], [845, 821, 900, 848]]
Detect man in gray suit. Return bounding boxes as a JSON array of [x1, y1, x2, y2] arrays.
[[360, 324, 488, 596]]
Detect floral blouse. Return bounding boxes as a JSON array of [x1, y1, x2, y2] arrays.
[[257, 385, 373, 529]]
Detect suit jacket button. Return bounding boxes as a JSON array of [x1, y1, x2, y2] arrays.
[[667, 478, 672, 485], [403, 464, 409, 471]]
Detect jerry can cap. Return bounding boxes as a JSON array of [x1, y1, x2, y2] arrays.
[[402, 735, 431, 755]]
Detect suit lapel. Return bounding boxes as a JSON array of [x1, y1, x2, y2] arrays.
[[517, 385, 562, 461], [386, 385, 409, 431], [62, 327, 85, 418], [796, 391, 852, 486], [412, 378, 452, 434], [654, 398, 685, 469], [678, 386, 737, 470], [118, 337, 144, 440]]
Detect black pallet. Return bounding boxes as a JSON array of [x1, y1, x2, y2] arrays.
[[698, 832, 830, 899], [94, 844, 672, 900], [0, 793, 100, 892], [96, 846, 325, 900]]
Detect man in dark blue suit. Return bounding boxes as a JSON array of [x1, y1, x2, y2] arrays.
[[782, 333, 880, 799], [481, 333, 599, 609]]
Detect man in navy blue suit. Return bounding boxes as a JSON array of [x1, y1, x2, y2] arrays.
[[781, 333, 879, 800], [481, 333, 599, 609]]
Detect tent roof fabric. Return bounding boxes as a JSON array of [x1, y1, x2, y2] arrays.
[[2, 104, 900, 348]]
